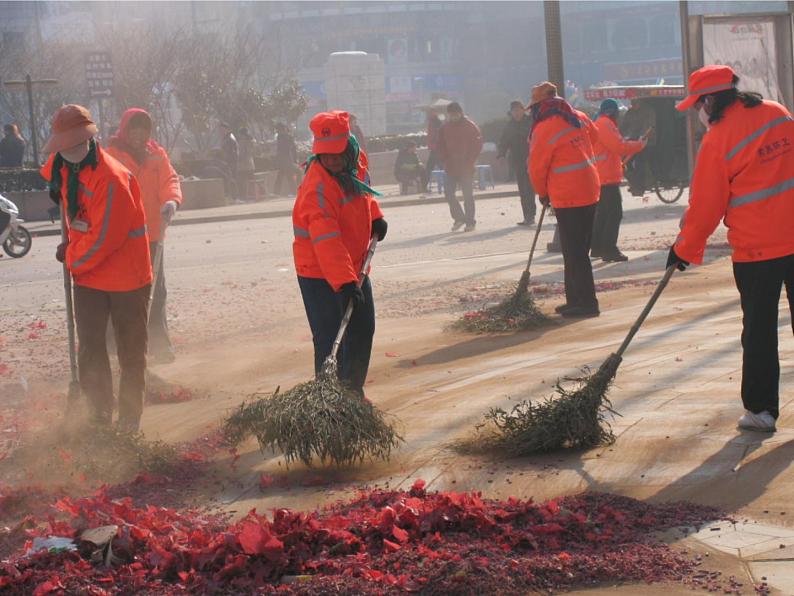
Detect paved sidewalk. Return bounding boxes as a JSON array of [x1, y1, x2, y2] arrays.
[[27, 182, 520, 237]]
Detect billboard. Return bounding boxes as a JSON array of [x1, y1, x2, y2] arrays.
[[702, 20, 782, 103]]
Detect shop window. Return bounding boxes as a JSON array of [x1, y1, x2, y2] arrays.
[[612, 16, 648, 50], [582, 20, 608, 52], [649, 14, 675, 47]]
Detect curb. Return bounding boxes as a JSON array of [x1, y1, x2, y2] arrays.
[[28, 189, 520, 238]]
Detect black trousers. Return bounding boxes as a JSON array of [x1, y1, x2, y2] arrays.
[[275, 166, 297, 196], [591, 184, 623, 255], [733, 253, 794, 419], [445, 172, 475, 225], [425, 150, 440, 189], [297, 275, 375, 392], [512, 158, 536, 222], [556, 204, 598, 309]]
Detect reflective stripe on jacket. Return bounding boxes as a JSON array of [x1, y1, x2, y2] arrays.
[[292, 159, 383, 291], [593, 115, 645, 186], [106, 144, 182, 242], [41, 147, 152, 291], [528, 110, 600, 208], [675, 100, 794, 264]]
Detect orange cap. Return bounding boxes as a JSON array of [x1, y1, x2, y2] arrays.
[[528, 81, 558, 107], [42, 104, 97, 154], [676, 65, 736, 111], [310, 110, 351, 154]]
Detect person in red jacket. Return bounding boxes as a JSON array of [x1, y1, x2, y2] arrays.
[[529, 82, 601, 318], [668, 65, 794, 432], [107, 108, 183, 363], [292, 111, 388, 395], [591, 98, 646, 262], [41, 105, 152, 432], [437, 102, 483, 232]]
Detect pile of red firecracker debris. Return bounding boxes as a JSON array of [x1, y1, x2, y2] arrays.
[[1, 478, 762, 595]]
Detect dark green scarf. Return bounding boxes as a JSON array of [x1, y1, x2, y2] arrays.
[[49, 138, 98, 222], [304, 135, 382, 197]]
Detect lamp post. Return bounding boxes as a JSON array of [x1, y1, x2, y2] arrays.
[[544, 0, 564, 252], [3, 74, 59, 166]]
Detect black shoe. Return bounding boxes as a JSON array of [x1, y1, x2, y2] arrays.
[[554, 303, 573, 314], [590, 250, 604, 259], [602, 251, 629, 263], [561, 305, 600, 318], [451, 221, 465, 232]]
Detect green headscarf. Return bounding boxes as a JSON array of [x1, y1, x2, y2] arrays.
[[304, 134, 382, 197], [49, 138, 98, 222]]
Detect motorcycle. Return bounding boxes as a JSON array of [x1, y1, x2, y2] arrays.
[[0, 192, 33, 258]]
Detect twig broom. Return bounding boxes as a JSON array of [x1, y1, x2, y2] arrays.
[[452, 205, 549, 333], [463, 265, 677, 455], [224, 237, 402, 467]]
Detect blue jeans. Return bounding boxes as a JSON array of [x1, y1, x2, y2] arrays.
[[297, 275, 375, 392]]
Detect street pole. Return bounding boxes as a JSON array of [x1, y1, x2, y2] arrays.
[[679, 0, 694, 178], [3, 75, 58, 166], [544, 0, 565, 96], [24, 75, 40, 166], [544, 0, 564, 251]]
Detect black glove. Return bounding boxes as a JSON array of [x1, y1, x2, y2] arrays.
[[56, 242, 68, 263], [539, 196, 550, 208], [371, 218, 388, 241], [340, 282, 365, 308], [666, 246, 689, 271]]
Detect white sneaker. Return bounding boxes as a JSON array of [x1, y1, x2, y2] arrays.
[[737, 410, 777, 432]]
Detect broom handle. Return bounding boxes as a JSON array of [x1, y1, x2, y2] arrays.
[[615, 264, 676, 358], [60, 214, 79, 386], [524, 204, 547, 273], [328, 236, 379, 363], [147, 219, 168, 322]]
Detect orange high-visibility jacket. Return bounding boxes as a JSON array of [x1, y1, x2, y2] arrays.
[[528, 110, 601, 208], [593, 115, 645, 186], [676, 100, 794, 264], [292, 160, 384, 291], [106, 114, 182, 243], [42, 147, 152, 292]]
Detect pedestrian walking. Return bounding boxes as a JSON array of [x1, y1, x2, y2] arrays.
[[437, 102, 483, 232], [107, 108, 182, 364], [219, 122, 239, 200], [590, 98, 646, 262], [0, 123, 26, 167], [237, 127, 257, 200], [528, 82, 601, 318], [41, 105, 152, 432], [274, 123, 298, 196], [668, 65, 794, 433], [498, 100, 536, 226], [292, 111, 388, 396], [424, 109, 443, 190]]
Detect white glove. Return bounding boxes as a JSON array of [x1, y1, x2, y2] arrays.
[[161, 200, 178, 225]]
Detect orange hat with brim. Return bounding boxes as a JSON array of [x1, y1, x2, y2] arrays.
[[42, 104, 97, 154], [310, 110, 351, 154], [528, 81, 558, 107], [676, 65, 736, 111]]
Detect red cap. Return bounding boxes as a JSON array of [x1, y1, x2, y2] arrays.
[[310, 111, 350, 154], [42, 104, 98, 154], [676, 65, 736, 111]]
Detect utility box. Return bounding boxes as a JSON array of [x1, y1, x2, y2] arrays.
[[325, 52, 386, 137]]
